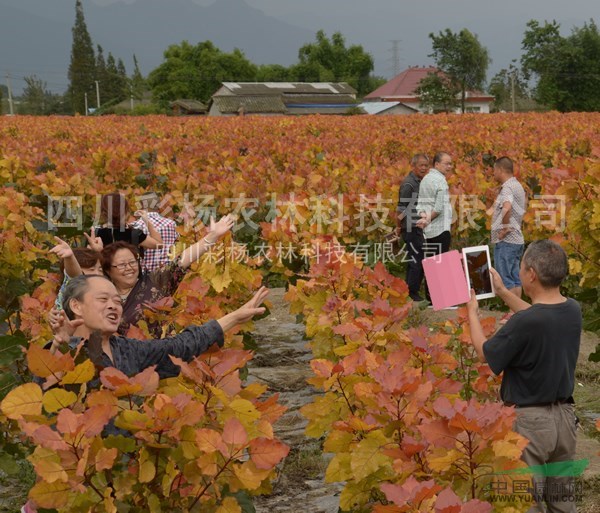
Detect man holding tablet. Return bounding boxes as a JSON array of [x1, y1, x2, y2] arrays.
[[490, 156, 526, 322], [466, 240, 581, 513]]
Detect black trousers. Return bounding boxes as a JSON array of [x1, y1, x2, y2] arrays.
[[423, 230, 451, 301], [402, 227, 425, 299]]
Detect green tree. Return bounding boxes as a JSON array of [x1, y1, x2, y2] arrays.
[[289, 30, 374, 96], [488, 62, 531, 112], [415, 71, 460, 113], [428, 28, 490, 113], [521, 19, 600, 111], [68, 0, 96, 114], [131, 54, 146, 100], [148, 40, 258, 105], [95, 45, 109, 105], [19, 75, 49, 115], [256, 64, 291, 82]]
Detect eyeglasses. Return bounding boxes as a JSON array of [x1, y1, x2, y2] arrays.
[[111, 259, 139, 271]]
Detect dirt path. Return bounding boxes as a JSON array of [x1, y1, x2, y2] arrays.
[[249, 289, 600, 512], [249, 288, 342, 513]]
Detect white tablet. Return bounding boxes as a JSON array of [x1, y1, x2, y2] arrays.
[[462, 245, 495, 300]]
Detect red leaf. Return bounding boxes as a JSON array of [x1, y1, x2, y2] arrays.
[[435, 488, 461, 513]]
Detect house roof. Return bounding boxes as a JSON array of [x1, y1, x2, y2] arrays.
[[169, 99, 207, 112], [365, 66, 494, 101], [283, 94, 357, 106], [365, 67, 438, 99], [211, 95, 287, 114], [217, 82, 357, 96], [358, 101, 419, 114]]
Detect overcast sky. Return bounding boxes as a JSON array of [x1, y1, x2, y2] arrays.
[[91, 0, 599, 77]]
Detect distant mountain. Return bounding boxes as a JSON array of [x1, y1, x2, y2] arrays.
[[0, 0, 314, 93]]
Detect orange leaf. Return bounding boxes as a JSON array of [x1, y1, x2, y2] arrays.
[[249, 438, 290, 470], [27, 344, 74, 378]]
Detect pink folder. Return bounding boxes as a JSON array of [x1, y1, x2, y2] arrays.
[[422, 250, 470, 310]]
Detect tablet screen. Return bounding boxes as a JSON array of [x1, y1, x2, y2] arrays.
[[464, 249, 493, 295]]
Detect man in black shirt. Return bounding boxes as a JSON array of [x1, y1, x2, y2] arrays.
[[50, 274, 268, 378], [466, 240, 581, 513], [396, 154, 430, 301]]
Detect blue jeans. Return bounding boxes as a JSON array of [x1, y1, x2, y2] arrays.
[[495, 241, 524, 289]]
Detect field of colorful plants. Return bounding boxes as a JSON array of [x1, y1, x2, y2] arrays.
[[0, 113, 599, 512]]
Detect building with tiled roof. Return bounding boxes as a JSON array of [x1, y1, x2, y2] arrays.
[[364, 66, 494, 114], [209, 82, 358, 116]]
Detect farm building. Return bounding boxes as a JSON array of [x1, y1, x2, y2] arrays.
[[364, 66, 494, 114], [209, 82, 358, 116], [169, 99, 208, 116]]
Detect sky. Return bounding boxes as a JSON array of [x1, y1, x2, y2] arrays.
[[93, 0, 599, 77]]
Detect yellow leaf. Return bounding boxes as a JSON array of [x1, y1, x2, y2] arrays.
[[210, 268, 232, 293], [325, 453, 352, 482], [492, 438, 524, 460], [224, 398, 261, 429], [292, 176, 305, 187], [427, 448, 464, 472], [216, 496, 242, 513], [139, 448, 156, 483], [1, 383, 43, 419], [324, 430, 353, 453], [29, 480, 71, 509], [232, 461, 271, 490], [350, 430, 392, 481], [62, 360, 95, 385], [42, 389, 78, 414]]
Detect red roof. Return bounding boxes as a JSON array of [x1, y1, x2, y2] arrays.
[[365, 66, 494, 101], [365, 66, 438, 99]]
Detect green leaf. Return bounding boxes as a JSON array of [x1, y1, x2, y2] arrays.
[[0, 333, 27, 366], [0, 453, 20, 475], [104, 435, 137, 453]]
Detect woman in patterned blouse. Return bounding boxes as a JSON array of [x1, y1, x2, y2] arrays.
[[100, 214, 235, 338]]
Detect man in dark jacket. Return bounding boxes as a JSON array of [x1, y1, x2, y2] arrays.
[[396, 153, 429, 301], [50, 274, 268, 378]]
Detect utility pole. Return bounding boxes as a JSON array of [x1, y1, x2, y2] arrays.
[[95, 80, 100, 109], [5, 73, 14, 115], [510, 70, 516, 113], [84, 92, 88, 116]]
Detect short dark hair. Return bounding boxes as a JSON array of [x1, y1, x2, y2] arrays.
[[100, 193, 129, 228], [433, 152, 450, 165], [62, 274, 112, 319], [522, 240, 568, 288], [411, 153, 429, 166], [60, 247, 101, 275], [101, 241, 140, 275], [494, 156, 514, 174]]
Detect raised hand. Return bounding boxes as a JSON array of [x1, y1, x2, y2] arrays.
[[217, 287, 269, 333], [49, 236, 74, 260], [207, 214, 236, 242], [84, 228, 103, 252], [49, 308, 85, 349]]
